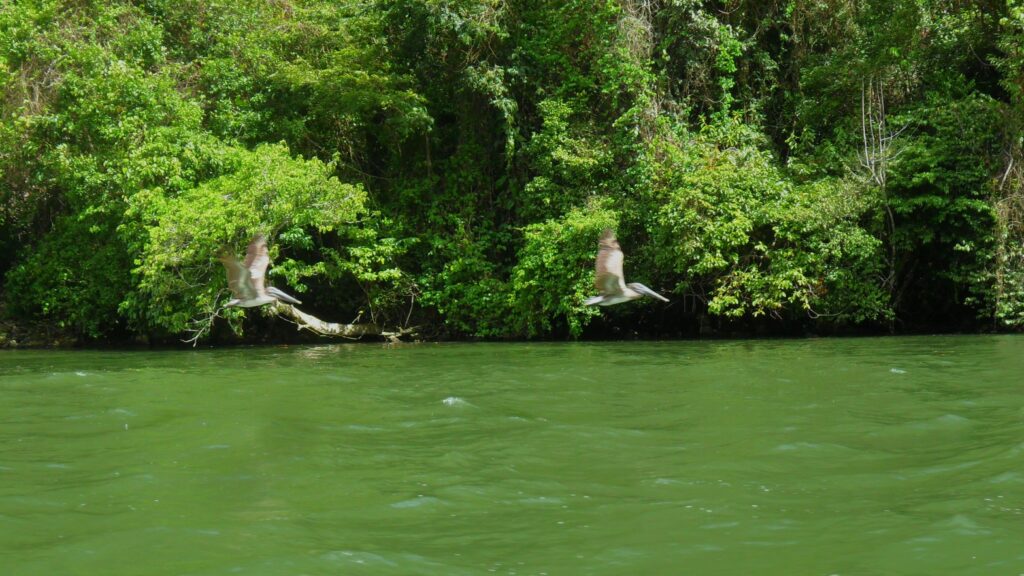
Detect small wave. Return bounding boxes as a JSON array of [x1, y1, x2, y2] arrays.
[[988, 471, 1022, 484], [441, 396, 471, 407], [938, 514, 991, 536], [773, 441, 822, 452], [321, 550, 399, 567], [391, 495, 443, 509], [772, 441, 858, 454], [701, 521, 740, 530], [346, 424, 385, 432], [516, 496, 564, 506], [908, 413, 972, 430]]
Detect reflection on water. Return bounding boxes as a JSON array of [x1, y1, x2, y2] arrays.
[[2, 336, 1024, 575]]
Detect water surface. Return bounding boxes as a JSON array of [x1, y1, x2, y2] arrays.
[[2, 336, 1023, 575]]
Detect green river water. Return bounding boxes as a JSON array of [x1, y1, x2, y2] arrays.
[[1, 336, 1023, 575]]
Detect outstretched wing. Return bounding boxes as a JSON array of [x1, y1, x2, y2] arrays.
[[595, 228, 627, 296], [219, 253, 258, 300], [243, 235, 270, 295]]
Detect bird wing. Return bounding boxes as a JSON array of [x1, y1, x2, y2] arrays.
[[595, 228, 627, 296], [243, 235, 270, 295], [219, 253, 258, 300]]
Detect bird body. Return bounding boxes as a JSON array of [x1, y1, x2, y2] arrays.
[[220, 236, 302, 308], [226, 294, 277, 308], [584, 229, 668, 306]]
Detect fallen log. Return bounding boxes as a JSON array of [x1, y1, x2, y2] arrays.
[[274, 303, 418, 342], [184, 302, 415, 346], [275, 303, 382, 338]]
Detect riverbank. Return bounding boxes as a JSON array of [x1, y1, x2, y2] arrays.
[[1, 310, 1006, 350], [0, 319, 91, 349]]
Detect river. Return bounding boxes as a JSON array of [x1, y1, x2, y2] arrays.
[[2, 336, 1023, 574]]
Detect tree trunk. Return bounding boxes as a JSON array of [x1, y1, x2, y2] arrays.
[[274, 303, 382, 338]]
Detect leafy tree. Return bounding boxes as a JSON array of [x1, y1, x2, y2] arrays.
[[1, 0, 1022, 342]]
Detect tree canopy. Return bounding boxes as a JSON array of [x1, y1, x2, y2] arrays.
[[2, 0, 1023, 343]]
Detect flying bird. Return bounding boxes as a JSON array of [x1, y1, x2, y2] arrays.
[[584, 229, 669, 306], [219, 235, 302, 308]]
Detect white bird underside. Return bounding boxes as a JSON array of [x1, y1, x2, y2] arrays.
[[584, 229, 668, 307], [220, 235, 302, 308]]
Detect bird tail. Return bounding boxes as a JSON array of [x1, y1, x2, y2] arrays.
[[267, 286, 302, 305], [583, 295, 604, 306]]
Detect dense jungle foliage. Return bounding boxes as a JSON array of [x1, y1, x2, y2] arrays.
[[2, 0, 1024, 343]]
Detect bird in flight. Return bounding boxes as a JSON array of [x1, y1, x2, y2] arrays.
[[219, 235, 302, 308], [584, 229, 669, 306]]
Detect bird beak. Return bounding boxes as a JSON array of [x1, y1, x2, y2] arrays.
[[631, 283, 669, 302]]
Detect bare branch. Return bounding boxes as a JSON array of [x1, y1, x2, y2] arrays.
[[183, 306, 224, 347], [274, 302, 383, 338]]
